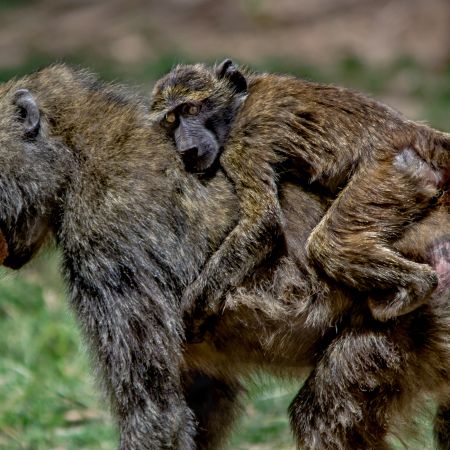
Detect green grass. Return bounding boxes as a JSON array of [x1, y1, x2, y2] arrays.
[[0, 0, 34, 11], [0, 253, 117, 449], [228, 380, 296, 449]]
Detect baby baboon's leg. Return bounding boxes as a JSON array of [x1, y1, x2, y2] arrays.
[[307, 149, 440, 321], [183, 370, 244, 450], [289, 325, 402, 450]]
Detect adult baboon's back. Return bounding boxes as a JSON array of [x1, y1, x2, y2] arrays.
[[0, 65, 449, 449]]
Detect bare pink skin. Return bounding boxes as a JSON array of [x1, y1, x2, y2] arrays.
[[429, 237, 450, 294]]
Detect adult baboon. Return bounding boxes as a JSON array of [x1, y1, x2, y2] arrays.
[[0, 65, 449, 449]]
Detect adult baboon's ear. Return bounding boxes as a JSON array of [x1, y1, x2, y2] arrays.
[[215, 59, 247, 94], [13, 89, 40, 138]]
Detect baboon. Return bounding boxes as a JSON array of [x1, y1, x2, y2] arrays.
[[0, 66, 197, 450], [1, 65, 450, 449], [150, 59, 450, 324]]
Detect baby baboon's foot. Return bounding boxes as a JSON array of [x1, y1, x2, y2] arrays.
[[368, 268, 438, 321]]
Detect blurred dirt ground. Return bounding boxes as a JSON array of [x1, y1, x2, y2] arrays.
[[0, 0, 448, 70]]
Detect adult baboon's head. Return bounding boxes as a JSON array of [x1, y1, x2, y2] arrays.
[[0, 82, 70, 269]]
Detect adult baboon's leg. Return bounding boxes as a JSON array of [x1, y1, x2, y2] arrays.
[[289, 325, 403, 450], [183, 370, 244, 450]]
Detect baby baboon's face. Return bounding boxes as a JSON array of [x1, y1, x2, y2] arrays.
[[150, 60, 247, 175]]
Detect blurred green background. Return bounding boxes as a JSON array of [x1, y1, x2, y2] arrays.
[[0, 0, 449, 449]]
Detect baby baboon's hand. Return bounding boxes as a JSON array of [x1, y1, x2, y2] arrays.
[[181, 278, 224, 342]]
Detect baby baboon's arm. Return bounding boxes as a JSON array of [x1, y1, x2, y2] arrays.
[[182, 146, 283, 319]]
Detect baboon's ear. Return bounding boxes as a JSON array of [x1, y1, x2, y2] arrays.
[[13, 89, 40, 138], [215, 59, 247, 94]]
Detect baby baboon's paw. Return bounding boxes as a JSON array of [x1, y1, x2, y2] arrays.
[[181, 279, 223, 342], [368, 267, 438, 321]]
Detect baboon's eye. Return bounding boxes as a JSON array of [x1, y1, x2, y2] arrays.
[[188, 104, 200, 115], [165, 111, 177, 124], [181, 103, 200, 116]]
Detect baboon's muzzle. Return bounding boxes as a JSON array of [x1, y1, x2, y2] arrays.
[[0, 230, 7, 265]]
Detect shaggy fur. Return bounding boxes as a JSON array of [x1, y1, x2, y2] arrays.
[[152, 62, 450, 324], [0, 65, 449, 449]]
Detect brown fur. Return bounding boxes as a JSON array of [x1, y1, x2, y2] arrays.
[[0, 65, 450, 449], [152, 63, 450, 325], [183, 185, 450, 449]]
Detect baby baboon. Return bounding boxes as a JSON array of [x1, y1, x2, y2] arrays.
[[150, 59, 450, 323], [1, 65, 450, 450]]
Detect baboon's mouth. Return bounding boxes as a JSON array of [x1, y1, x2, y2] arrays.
[[0, 216, 51, 270], [0, 225, 30, 270], [0, 234, 39, 270], [0, 229, 8, 265]]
